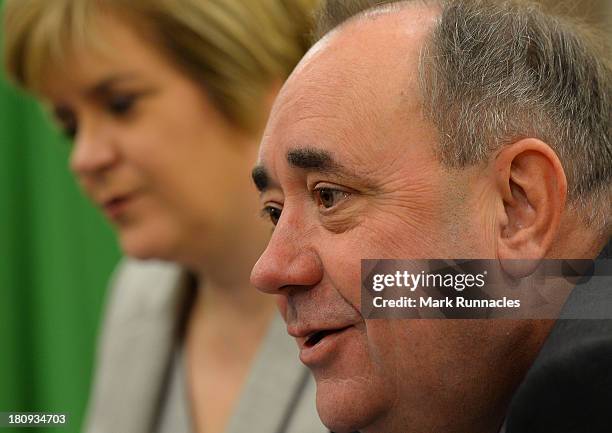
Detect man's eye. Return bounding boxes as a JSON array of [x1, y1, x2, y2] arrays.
[[261, 206, 282, 226], [108, 94, 137, 116], [314, 187, 350, 209]]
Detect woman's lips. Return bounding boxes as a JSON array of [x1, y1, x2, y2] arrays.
[[102, 195, 133, 220]]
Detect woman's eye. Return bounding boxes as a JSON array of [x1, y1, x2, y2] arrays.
[[53, 107, 78, 139], [108, 94, 137, 116], [58, 118, 78, 139], [314, 187, 350, 209], [262, 206, 282, 226], [63, 123, 78, 139]]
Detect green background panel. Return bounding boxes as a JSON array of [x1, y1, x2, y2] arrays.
[[0, 1, 121, 431]]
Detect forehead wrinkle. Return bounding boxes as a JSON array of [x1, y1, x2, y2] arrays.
[[276, 85, 347, 129]]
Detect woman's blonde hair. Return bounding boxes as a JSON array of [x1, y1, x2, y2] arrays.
[[3, 0, 319, 131]]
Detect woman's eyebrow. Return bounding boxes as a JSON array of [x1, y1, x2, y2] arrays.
[[85, 73, 139, 98]]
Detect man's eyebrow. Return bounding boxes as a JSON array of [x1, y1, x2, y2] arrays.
[[251, 165, 270, 192], [252, 148, 352, 193], [286, 148, 340, 172]]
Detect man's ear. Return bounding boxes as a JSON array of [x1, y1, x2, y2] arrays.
[[494, 138, 567, 267]]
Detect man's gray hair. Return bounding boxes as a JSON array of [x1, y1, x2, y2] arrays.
[[314, 0, 612, 231]]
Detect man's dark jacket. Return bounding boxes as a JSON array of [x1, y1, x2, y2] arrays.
[[506, 241, 612, 433]]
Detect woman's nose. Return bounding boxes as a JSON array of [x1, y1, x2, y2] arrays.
[[69, 120, 119, 177]]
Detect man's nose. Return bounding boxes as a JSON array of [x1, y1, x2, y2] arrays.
[[69, 120, 119, 177], [250, 216, 323, 294]]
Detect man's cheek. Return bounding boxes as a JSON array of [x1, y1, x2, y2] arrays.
[[360, 213, 448, 260], [322, 252, 363, 311]]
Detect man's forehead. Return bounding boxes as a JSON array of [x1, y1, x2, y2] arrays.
[[276, 4, 438, 122], [257, 3, 440, 175], [291, 7, 436, 93]]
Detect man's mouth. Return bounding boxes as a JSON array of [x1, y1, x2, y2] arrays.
[[303, 326, 352, 348], [292, 324, 355, 365], [290, 323, 354, 352]]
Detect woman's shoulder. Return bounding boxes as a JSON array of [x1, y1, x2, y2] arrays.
[[105, 257, 188, 321], [84, 258, 191, 433]]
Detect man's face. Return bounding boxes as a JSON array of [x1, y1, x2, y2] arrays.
[[251, 8, 537, 433]]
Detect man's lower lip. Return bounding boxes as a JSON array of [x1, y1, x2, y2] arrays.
[[299, 326, 353, 366]]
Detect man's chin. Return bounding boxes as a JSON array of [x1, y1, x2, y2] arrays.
[[314, 377, 390, 433]]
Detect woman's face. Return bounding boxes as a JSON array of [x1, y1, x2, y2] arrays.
[[42, 14, 270, 270]]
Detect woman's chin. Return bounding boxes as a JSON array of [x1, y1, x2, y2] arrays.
[[117, 227, 178, 262]]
